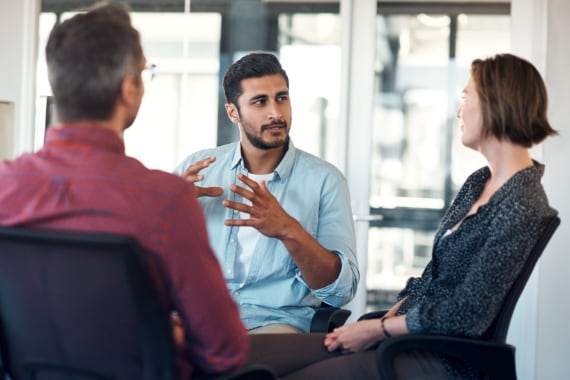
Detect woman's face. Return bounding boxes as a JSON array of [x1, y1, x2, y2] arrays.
[[457, 76, 484, 151]]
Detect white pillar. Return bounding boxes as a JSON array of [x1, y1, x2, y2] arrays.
[[339, 0, 377, 321], [510, 0, 570, 379], [535, 0, 570, 379], [0, 0, 41, 159]]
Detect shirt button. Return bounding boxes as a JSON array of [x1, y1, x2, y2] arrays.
[[227, 269, 232, 275], [234, 291, 240, 296], [230, 239, 235, 244]]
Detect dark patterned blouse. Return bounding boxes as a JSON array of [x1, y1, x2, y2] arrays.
[[396, 161, 557, 379]]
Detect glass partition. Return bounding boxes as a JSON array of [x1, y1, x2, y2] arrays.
[[36, 2, 342, 171], [126, 12, 221, 171], [367, 12, 510, 311]]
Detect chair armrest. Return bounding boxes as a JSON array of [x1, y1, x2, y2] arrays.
[[310, 306, 351, 332], [357, 310, 388, 321], [376, 334, 516, 380]]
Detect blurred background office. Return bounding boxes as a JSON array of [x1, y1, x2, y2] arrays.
[[0, 1, 568, 379]]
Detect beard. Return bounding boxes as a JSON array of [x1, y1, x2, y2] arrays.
[[241, 119, 290, 150]]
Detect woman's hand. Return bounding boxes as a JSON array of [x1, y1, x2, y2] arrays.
[[324, 310, 410, 354], [324, 319, 383, 353]]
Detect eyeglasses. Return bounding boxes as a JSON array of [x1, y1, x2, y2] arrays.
[[141, 64, 156, 83]]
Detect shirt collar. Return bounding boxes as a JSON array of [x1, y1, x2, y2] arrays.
[[44, 124, 125, 154], [230, 139, 297, 181]]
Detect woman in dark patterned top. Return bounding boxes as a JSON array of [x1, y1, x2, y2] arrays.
[[239, 53, 559, 379]]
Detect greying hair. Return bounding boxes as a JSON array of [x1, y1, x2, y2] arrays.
[[45, 1, 142, 122]]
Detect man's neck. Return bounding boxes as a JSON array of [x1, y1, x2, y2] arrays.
[[57, 118, 124, 138], [241, 144, 287, 174]]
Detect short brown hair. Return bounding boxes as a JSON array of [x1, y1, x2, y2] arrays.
[[470, 53, 557, 147], [223, 52, 289, 109]]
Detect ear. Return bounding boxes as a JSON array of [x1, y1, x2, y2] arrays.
[[225, 103, 240, 124], [119, 75, 141, 108]]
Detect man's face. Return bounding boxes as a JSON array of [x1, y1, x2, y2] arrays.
[[226, 74, 292, 151]]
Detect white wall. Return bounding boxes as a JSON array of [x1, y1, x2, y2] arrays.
[[0, 0, 40, 159], [535, 1, 570, 378], [0, 102, 15, 161], [510, 0, 570, 379]]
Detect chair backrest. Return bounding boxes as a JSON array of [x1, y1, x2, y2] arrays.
[[483, 215, 560, 342], [0, 227, 177, 380]]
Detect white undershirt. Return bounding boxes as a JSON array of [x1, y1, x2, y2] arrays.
[[234, 172, 274, 283]]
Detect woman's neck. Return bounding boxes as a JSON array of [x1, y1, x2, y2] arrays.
[[481, 138, 533, 188]]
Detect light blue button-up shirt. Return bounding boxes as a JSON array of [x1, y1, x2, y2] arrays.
[[174, 140, 359, 332]]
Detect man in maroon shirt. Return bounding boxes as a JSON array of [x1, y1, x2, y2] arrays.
[[0, 2, 247, 378]]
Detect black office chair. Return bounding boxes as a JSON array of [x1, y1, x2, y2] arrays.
[[0, 227, 276, 380], [310, 303, 351, 333], [359, 215, 560, 380]]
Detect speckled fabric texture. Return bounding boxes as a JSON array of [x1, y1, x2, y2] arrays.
[[396, 161, 557, 379]]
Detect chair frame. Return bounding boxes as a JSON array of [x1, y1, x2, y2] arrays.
[[310, 304, 351, 333]]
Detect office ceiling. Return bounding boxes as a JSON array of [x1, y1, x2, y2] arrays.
[[41, 0, 510, 13], [41, 0, 189, 12]]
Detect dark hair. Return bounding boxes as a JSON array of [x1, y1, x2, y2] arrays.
[[45, 1, 142, 122], [471, 53, 557, 147], [222, 52, 289, 107]]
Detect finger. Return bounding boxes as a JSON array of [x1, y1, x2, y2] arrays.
[[229, 184, 255, 200], [326, 339, 342, 352], [259, 180, 269, 191], [236, 173, 260, 190], [242, 176, 272, 198], [183, 156, 216, 177], [195, 156, 216, 169], [324, 335, 333, 346], [196, 186, 224, 198], [182, 174, 204, 183], [225, 219, 257, 227], [172, 324, 185, 346], [222, 199, 251, 213]]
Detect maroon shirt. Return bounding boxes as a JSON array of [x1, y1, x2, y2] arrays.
[[0, 125, 248, 378]]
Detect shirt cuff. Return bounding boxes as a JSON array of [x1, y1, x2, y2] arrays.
[[296, 250, 355, 306]]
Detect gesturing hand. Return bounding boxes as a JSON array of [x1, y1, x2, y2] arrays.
[[181, 156, 223, 198], [222, 173, 298, 239]]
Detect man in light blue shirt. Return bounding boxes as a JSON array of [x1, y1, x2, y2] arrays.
[[174, 52, 359, 333]]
